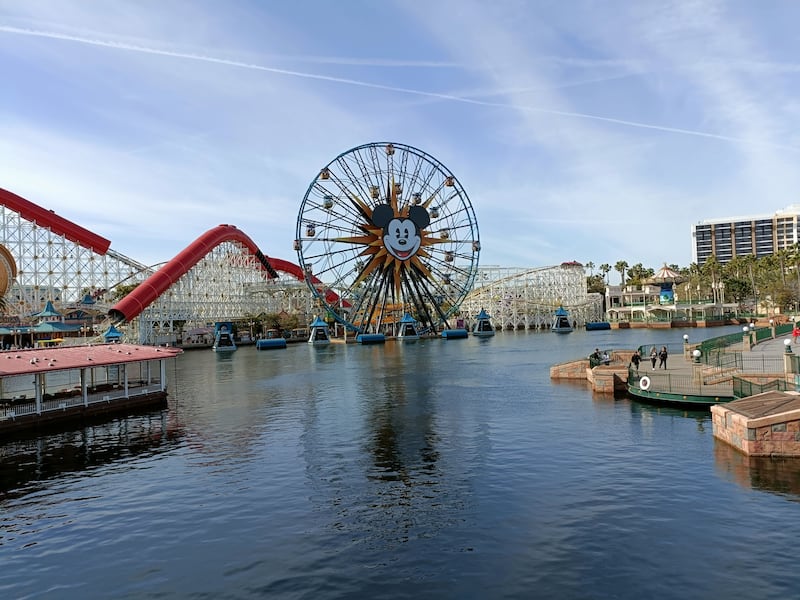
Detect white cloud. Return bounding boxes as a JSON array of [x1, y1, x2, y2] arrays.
[[1, 0, 799, 276]]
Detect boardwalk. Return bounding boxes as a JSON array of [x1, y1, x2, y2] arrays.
[[630, 333, 794, 404]]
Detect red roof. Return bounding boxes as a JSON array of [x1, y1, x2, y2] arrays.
[[0, 343, 183, 377]]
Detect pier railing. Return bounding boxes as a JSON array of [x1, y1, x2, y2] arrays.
[[733, 376, 794, 398], [628, 323, 797, 402], [0, 382, 165, 421], [628, 366, 733, 397]]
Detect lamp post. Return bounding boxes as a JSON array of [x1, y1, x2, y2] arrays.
[[683, 333, 690, 360], [784, 337, 798, 376], [691, 348, 703, 384]]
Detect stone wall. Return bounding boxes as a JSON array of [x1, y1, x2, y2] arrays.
[[712, 404, 800, 457]]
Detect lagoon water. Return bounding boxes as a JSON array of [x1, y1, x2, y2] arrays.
[[1, 325, 799, 599]]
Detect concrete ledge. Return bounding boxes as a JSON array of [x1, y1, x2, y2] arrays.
[[712, 392, 800, 456]]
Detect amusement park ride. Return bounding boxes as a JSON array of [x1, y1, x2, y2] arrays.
[[0, 142, 601, 345]]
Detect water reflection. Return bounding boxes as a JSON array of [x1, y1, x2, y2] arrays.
[[0, 410, 182, 501], [714, 440, 800, 500]]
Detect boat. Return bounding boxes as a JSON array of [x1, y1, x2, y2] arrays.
[[212, 323, 237, 353], [551, 306, 574, 334], [308, 316, 331, 346], [585, 321, 611, 331], [397, 313, 420, 342], [472, 308, 495, 337]]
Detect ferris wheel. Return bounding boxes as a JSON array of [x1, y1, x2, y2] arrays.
[[295, 142, 481, 334]]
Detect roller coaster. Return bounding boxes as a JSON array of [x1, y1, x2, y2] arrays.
[[0, 186, 601, 344]]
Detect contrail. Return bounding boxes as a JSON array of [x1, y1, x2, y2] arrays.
[[1, 24, 796, 151]]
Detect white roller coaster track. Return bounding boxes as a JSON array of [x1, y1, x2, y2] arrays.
[[461, 265, 604, 330], [0, 199, 602, 343]]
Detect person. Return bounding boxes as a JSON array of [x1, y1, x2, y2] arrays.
[[601, 351, 611, 365], [590, 348, 602, 364], [649, 346, 658, 370], [630, 351, 641, 372], [659, 346, 668, 369], [793, 325, 799, 344]]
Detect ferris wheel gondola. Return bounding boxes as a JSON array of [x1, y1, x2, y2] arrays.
[[295, 142, 481, 334]]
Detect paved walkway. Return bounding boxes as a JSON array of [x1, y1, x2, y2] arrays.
[[631, 332, 794, 398]]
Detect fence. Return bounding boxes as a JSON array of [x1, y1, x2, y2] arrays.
[[733, 375, 796, 398]]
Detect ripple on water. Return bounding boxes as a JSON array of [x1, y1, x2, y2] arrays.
[[2, 330, 800, 599]]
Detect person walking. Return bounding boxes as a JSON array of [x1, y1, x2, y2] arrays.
[[630, 351, 641, 373], [649, 346, 658, 370], [659, 346, 668, 369], [793, 325, 799, 344]]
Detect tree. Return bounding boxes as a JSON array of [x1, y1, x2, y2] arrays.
[[627, 263, 654, 285], [599, 264, 611, 285], [701, 255, 721, 303], [586, 274, 605, 294], [110, 282, 140, 302], [614, 260, 629, 286], [585, 261, 595, 276]]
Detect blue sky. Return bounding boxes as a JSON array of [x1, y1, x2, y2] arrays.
[[2, 1, 799, 275]]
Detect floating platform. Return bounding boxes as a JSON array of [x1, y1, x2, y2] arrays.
[[585, 321, 611, 331], [356, 333, 386, 344], [256, 338, 287, 350], [441, 329, 469, 339], [0, 343, 183, 436], [712, 391, 800, 457]]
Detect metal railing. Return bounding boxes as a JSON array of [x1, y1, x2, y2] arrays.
[[733, 376, 794, 398], [1, 382, 164, 421], [628, 366, 733, 397]]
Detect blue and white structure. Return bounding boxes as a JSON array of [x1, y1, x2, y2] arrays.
[[397, 313, 420, 342], [308, 316, 331, 346], [472, 308, 495, 337]]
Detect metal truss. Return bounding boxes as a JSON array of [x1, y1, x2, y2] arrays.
[[461, 264, 604, 330], [1, 201, 603, 343], [135, 242, 321, 344], [0, 205, 153, 321]]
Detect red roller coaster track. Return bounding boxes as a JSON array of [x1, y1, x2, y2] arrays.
[[0, 187, 111, 253], [0, 188, 342, 324], [107, 225, 344, 323]]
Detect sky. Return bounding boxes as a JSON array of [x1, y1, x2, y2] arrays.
[[2, 0, 800, 277]]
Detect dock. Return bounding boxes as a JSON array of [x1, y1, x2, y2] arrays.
[[551, 326, 800, 456], [0, 343, 183, 435]]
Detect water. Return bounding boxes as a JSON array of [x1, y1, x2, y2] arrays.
[[2, 326, 800, 599]]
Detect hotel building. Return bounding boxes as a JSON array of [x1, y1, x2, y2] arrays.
[[691, 205, 800, 265]]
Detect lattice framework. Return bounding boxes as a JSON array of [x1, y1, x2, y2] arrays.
[[461, 265, 603, 330], [0, 206, 153, 320]]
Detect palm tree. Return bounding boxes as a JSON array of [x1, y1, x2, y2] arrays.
[[614, 260, 629, 287], [585, 261, 595, 276], [599, 264, 611, 285], [741, 254, 758, 315], [702, 255, 721, 304]]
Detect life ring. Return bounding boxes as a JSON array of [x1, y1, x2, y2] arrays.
[[639, 376, 651, 391]]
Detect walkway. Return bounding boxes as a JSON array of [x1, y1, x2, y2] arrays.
[[630, 332, 794, 404]]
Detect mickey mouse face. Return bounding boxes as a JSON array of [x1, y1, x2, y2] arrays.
[[383, 217, 420, 260], [372, 204, 431, 262]]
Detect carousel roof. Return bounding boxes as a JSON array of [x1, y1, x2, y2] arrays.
[[647, 264, 684, 284]]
